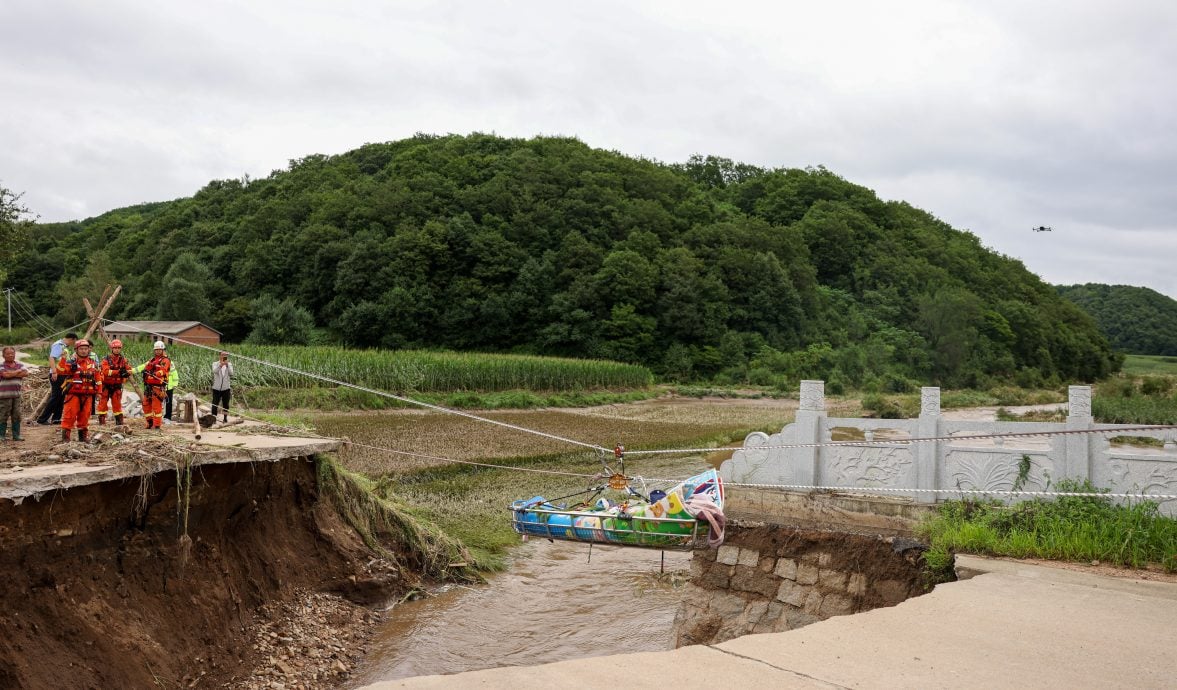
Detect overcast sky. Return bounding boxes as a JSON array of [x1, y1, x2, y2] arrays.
[[3, 0, 1175, 298]]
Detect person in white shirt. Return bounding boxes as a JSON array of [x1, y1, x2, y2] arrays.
[[211, 351, 234, 423]]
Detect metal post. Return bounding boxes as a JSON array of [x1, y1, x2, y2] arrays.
[[5, 288, 10, 333]]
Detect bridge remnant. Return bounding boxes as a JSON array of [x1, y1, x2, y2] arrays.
[[720, 382, 1177, 516]]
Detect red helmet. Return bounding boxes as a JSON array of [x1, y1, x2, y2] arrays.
[[75, 339, 91, 347], [110, 339, 123, 348]]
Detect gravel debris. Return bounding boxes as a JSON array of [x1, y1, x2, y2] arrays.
[[229, 590, 379, 689]]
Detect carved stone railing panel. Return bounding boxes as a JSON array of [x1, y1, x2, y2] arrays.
[[719, 382, 1176, 516]]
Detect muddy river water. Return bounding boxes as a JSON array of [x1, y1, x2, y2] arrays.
[[347, 540, 692, 685]]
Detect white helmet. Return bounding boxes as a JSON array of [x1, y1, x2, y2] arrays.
[[153, 340, 166, 349]]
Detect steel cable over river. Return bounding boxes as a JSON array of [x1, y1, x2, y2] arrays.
[[111, 318, 1177, 501]]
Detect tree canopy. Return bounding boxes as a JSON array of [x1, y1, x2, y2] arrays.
[[4, 135, 1120, 387], [1058, 284, 1177, 356]]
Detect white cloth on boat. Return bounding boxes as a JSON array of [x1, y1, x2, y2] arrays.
[[684, 494, 725, 547]]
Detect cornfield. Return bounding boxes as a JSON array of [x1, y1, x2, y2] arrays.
[[111, 342, 654, 393]]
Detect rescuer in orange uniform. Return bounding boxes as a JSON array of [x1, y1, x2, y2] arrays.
[[137, 341, 172, 429], [57, 339, 103, 442], [97, 339, 133, 426]]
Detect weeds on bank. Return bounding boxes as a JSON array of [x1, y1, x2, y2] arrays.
[[861, 386, 1066, 419], [1092, 374, 1177, 424], [314, 454, 480, 579], [918, 479, 1177, 572]]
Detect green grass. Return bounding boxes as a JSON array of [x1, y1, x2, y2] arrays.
[[1121, 354, 1177, 376], [241, 385, 662, 411], [918, 479, 1177, 572], [861, 386, 1066, 419], [1, 326, 42, 347], [1092, 374, 1177, 424]]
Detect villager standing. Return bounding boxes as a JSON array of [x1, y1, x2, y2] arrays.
[[97, 339, 133, 426], [36, 331, 76, 425], [57, 338, 103, 442], [0, 346, 29, 441], [210, 351, 233, 423], [134, 341, 171, 430]]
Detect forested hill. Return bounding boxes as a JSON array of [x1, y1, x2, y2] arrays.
[[9, 133, 1117, 387], [1057, 284, 1177, 356]]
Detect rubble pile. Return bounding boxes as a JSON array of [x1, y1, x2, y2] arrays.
[[233, 590, 379, 689]]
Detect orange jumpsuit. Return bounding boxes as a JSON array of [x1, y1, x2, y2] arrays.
[[98, 353, 132, 423], [141, 355, 171, 428], [57, 355, 103, 436]]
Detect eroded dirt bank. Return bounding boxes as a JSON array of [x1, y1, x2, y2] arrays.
[[0, 457, 411, 689]]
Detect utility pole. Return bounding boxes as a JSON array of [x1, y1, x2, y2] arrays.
[[4, 287, 11, 333]]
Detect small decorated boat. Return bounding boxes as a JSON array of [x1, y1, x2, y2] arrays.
[[509, 468, 725, 550]]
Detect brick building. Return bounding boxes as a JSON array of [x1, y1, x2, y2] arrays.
[[104, 321, 222, 346]]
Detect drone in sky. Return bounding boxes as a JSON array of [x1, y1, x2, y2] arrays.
[[1032, 226, 1053, 232]]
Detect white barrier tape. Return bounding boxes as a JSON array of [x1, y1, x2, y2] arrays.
[[625, 425, 1177, 456]]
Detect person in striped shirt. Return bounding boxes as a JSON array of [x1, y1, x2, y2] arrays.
[[1, 346, 29, 441]]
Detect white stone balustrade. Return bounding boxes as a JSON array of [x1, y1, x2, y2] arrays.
[[720, 382, 1177, 516]]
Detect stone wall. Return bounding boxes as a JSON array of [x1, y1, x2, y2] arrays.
[[672, 521, 932, 646]]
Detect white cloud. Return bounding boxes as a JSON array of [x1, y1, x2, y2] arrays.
[[2, 0, 1175, 297]]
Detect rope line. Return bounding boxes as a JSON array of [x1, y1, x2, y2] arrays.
[[105, 319, 610, 454], [178, 389, 603, 481], [99, 322, 1176, 502], [174, 390, 1169, 501]]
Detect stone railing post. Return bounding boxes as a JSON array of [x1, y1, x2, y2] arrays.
[[917, 387, 941, 502], [1065, 385, 1094, 482], [793, 380, 826, 488]]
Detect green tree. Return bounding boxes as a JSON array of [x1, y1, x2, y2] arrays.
[[917, 288, 984, 384], [247, 295, 314, 345], [53, 251, 116, 325], [0, 184, 36, 284], [157, 252, 213, 321]]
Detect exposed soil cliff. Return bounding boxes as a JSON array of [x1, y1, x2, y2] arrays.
[[0, 457, 413, 689]]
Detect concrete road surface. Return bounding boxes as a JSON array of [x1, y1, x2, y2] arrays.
[[364, 555, 1177, 689]]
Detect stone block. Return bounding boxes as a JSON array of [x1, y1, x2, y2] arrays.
[[818, 569, 847, 591], [743, 600, 769, 626], [783, 582, 808, 608], [774, 558, 798, 581], [689, 556, 707, 578], [708, 591, 748, 619], [729, 566, 760, 593], [873, 579, 911, 605], [697, 565, 730, 590], [796, 563, 819, 585], [786, 609, 820, 630], [802, 590, 824, 615], [716, 545, 740, 566], [817, 552, 832, 567], [847, 572, 867, 596], [757, 555, 775, 573], [737, 547, 760, 567], [819, 593, 855, 617]]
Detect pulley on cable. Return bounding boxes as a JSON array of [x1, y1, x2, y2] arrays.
[[509, 444, 726, 550]]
